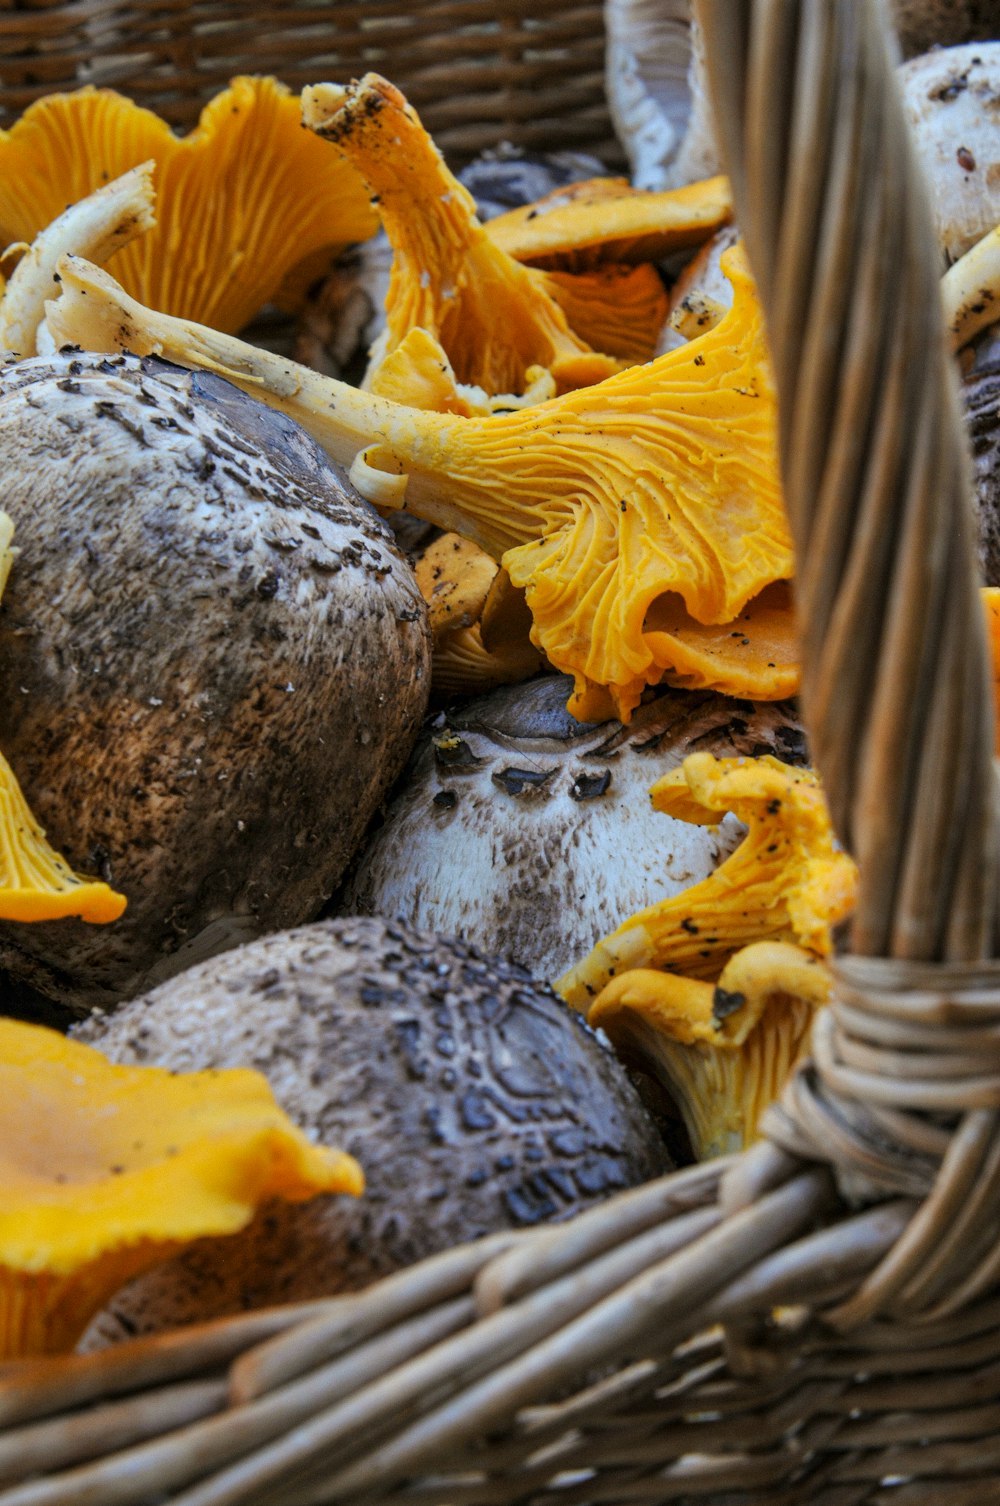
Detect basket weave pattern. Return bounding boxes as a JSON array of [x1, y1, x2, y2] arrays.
[[0, 0, 622, 165], [2, 1, 1000, 1502]]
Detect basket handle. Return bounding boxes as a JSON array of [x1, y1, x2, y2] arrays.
[[696, 0, 998, 963]]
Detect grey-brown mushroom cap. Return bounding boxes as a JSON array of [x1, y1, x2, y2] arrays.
[[73, 915, 672, 1343], [0, 353, 430, 1012], [890, 0, 999, 58], [338, 677, 807, 985], [964, 351, 1000, 585]]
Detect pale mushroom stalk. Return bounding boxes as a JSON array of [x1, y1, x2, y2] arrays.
[[588, 940, 830, 1159], [0, 509, 13, 598], [942, 222, 1000, 351], [605, 0, 720, 192], [0, 163, 155, 357], [49, 250, 789, 720]]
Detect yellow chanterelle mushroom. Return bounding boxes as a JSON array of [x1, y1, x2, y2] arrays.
[[588, 941, 830, 1159], [0, 1019, 362, 1356], [485, 173, 733, 271], [301, 74, 630, 399], [0, 78, 377, 332], [557, 753, 858, 1159], [49, 243, 790, 721], [559, 752, 857, 1004]]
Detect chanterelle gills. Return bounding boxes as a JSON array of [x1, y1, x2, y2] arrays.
[[0, 78, 378, 333], [558, 753, 857, 1158], [302, 75, 628, 398], [558, 752, 858, 1006], [49, 244, 790, 722], [0, 514, 126, 922], [587, 940, 830, 1159]]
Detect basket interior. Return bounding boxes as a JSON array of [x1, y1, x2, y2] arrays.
[[0, 0, 624, 168]]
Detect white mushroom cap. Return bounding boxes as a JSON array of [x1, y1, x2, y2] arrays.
[[341, 677, 807, 985], [605, 0, 720, 191], [606, 2, 998, 197], [898, 43, 1000, 264]]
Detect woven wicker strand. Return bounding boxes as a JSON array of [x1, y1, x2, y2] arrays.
[[0, 0, 623, 167], [700, 0, 998, 962], [5, 1, 1000, 1501]]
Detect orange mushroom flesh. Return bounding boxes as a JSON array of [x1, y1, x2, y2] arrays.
[[589, 941, 829, 1159], [301, 76, 625, 397], [49, 243, 789, 723], [415, 533, 544, 698], [485, 173, 733, 271], [558, 753, 858, 1007], [0, 515, 126, 923], [0, 78, 377, 333], [639, 581, 799, 704], [0, 1019, 362, 1357], [416, 533, 498, 641], [542, 264, 669, 365]]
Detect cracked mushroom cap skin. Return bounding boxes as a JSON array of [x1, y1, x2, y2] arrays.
[[340, 676, 807, 984], [0, 353, 430, 1012], [73, 915, 671, 1343]]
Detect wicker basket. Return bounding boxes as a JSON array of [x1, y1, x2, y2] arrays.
[[3, 2, 1000, 1502], [0, 0, 622, 165]]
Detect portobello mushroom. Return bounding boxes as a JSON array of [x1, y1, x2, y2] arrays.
[[340, 676, 807, 984], [73, 915, 671, 1342], [0, 352, 430, 1011]]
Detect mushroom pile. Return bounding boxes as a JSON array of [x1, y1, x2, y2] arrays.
[[1, 5, 997, 1354]]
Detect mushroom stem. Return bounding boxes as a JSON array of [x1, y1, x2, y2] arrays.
[[941, 222, 1000, 351], [302, 76, 620, 397], [1, 163, 155, 358], [48, 247, 788, 719]]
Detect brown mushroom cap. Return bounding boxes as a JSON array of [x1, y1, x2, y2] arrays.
[[73, 915, 671, 1343], [965, 353, 1000, 585], [0, 353, 430, 1011], [340, 676, 807, 984]]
